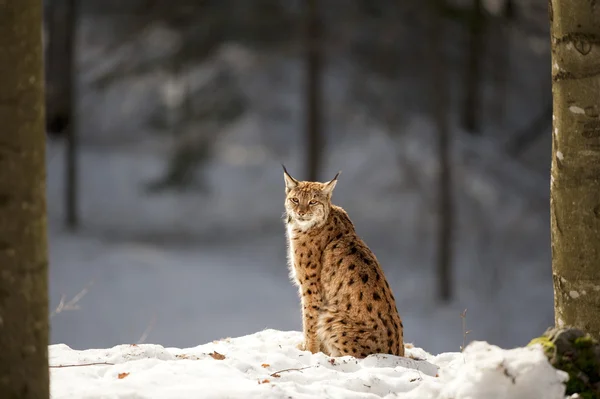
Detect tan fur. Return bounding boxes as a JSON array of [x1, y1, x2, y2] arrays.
[[283, 167, 405, 358]]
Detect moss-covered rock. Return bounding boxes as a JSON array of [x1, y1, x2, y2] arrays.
[[528, 327, 600, 399]]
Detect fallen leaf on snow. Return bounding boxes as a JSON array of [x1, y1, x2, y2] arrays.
[[209, 351, 226, 360], [258, 379, 270, 384], [118, 373, 130, 379], [261, 363, 270, 368]]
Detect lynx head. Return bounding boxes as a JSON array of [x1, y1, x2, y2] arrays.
[[282, 165, 340, 231]]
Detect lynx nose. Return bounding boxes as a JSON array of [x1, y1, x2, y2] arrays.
[[297, 210, 306, 216]]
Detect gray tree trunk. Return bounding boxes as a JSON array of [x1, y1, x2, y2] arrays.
[[305, 0, 323, 182], [489, 0, 513, 130], [550, 0, 600, 340], [0, 0, 50, 397], [462, 0, 485, 134], [431, 0, 453, 302], [45, 0, 80, 229]]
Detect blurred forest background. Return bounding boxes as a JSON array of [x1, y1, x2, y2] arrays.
[[44, 0, 554, 354]]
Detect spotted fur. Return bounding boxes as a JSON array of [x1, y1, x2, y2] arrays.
[[283, 166, 404, 358]]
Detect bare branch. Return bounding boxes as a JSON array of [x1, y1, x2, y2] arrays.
[[49, 362, 114, 368], [269, 366, 312, 377], [137, 314, 158, 344], [50, 280, 94, 318], [460, 309, 472, 353]]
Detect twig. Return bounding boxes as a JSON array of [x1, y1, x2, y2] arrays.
[[269, 366, 312, 377], [50, 280, 94, 318], [460, 309, 472, 353], [50, 362, 114, 368], [137, 314, 158, 344]]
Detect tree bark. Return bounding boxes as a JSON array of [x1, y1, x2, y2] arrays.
[[431, 0, 453, 302], [305, 0, 322, 182], [0, 1, 50, 398], [462, 0, 485, 134], [550, 0, 600, 340]]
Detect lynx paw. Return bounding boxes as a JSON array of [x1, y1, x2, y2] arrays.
[[296, 342, 306, 351]]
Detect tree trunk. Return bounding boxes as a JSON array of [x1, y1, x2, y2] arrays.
[[44, 0, 70, 138], [305, 0, 322, 182], [64, 0, 79, 230], [0, 1, 50, 398], [489, 0, 513, 130], [462, 0, 485, 134], [550, 0, 600, 340], [431, 0, 453, 302], [45, 0, 80, 229]]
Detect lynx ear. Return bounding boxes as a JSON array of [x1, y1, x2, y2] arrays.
[[282, 164, 299, 192], [322, 171, 340, 196]]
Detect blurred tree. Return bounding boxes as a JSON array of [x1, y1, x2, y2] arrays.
[[86, 1, 279, 193], [430, 0, 453, 302], [45, 0, 80, 229], [0, 0, 50, 397], [549, 0, 600, 340], [462, 0, 486, 134], [305, 0, 323, 182], [489, 0, 514, 130], [145, 61, 247, 193]]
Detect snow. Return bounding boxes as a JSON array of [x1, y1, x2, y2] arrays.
[[49, 329, 568, 399]]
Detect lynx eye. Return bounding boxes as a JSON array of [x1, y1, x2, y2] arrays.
[[309, 200, 318, 206], [290, 198, 299, 204]]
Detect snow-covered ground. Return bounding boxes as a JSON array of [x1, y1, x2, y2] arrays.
[[49, 329, 568, 399]]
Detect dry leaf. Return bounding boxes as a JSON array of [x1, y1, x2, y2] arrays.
[[271, 373, 281, 378], [209, 351, 226, 360], [118, 372, 130, 379], [258, 379, 270, 384], [261, 363, 270, 368], [130, 344, 138, 347]]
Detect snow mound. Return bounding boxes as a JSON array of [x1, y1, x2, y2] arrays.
[[49, 330, 567, 399]]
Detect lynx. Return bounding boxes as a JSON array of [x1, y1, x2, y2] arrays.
[[283, 166, 405, 358]]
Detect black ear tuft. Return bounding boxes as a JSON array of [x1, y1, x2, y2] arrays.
[[323, 170, 340, 195], [282, 164, 299, 191]]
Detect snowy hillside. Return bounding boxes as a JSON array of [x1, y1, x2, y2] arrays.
[[49, 329, 568, 399]]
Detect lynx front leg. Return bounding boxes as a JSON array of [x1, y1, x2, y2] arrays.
[[298, 287, 323, 353]]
